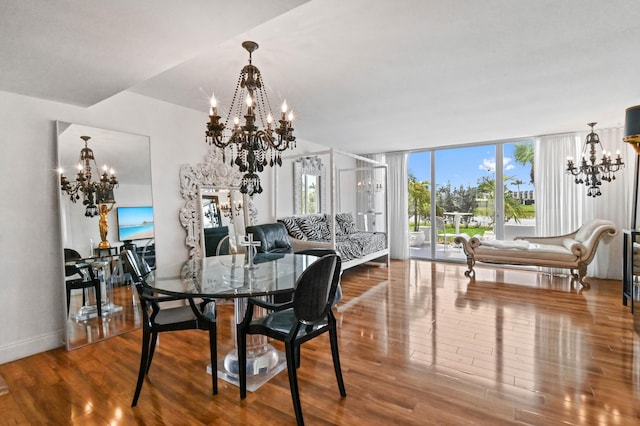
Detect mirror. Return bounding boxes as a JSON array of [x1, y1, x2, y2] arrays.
[[294, 156, 328, 214], [199, 187, 247, 255], [179, 147, 257, 259], [57, 121, 151, 350]]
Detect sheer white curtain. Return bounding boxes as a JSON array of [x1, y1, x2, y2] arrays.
[[535, 127, 633, 279], [385, 152, 409, 259], [535, 133, 584, 235]]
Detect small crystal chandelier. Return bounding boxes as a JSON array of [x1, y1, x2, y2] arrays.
[[59, 135, 118, 217], [219, 192, 243, 218], [566, 122, 624, 197], [205, 41, 296, 196]]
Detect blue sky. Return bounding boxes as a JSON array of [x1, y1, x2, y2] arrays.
[[407, 142, 535, 192]]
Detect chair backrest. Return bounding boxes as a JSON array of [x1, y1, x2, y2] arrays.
[[64, 248, 82, 277], [292, 254, 340, 325], [216, 235, 231, 255], [120, 249, 151, 284], [295, 248, 343, 304]]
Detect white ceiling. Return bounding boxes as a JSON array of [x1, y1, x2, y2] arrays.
[[2, 0, 640, 154]]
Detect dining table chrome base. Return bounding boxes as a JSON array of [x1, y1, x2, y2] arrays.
[[207, 344, 286, 392]]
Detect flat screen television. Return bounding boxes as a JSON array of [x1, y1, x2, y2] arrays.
[[117, 206, 154, 241]]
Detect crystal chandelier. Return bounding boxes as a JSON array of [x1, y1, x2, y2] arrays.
[[59, 135, 119, 217], [205, 41, 296, 196], [566, 123, 624, 197]]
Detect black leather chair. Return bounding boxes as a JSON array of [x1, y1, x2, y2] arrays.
[[204, 226, 229, 256], [120, 249, 218, 407], [64, 248, 102, 318], [245, 222, 294, 254], [245, 223, 294, 302], [237, 253, 346, 426]]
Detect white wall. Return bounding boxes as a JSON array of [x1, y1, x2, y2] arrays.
[[0, 89, 335, 364], [0, 90, 234, 361]]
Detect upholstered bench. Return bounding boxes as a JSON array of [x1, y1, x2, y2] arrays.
[[454, 218, 617, 285]]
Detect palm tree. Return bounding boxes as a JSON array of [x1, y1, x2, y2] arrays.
[[512, 178, 524, 204], [514, 142, 534, 184], [477, 176, 526, 222], [408, 173, 431, 231]]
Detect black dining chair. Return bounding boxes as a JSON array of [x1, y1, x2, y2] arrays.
[[120, 249, 218, 407], [64, 248, 102, 318], [237, 253, 347, 426], [294, 248, 343, 305]]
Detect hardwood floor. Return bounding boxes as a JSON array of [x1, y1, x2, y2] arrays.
[[66, 282, 141, 349], [1, 260, 640, 425]]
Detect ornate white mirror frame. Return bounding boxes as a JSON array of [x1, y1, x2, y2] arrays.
[[293, 155, 328, 214], [179, 147, 257, 259]]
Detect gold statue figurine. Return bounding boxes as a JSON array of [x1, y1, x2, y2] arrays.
[[98, 202, 115, 248]]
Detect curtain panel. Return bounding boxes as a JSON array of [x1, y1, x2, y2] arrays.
[[535, 127, 633, 279], [385, 152, 409, 259]]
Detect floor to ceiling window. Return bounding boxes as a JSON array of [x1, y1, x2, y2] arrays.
[[408, 139, 535, 261], [502, 141, 536, 241]]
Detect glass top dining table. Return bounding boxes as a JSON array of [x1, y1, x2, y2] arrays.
[[147, 252, 320, 391], [148, 252, 318, 298]]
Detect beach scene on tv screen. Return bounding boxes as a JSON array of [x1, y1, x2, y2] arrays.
[[118, 207, 154, 241]]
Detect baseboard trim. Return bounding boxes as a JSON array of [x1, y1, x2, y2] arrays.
[[0, 329, 65, 365]]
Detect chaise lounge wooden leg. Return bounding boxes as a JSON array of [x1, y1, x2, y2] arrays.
[[464, 255, 476, 278], [577, 264, 589, 287]]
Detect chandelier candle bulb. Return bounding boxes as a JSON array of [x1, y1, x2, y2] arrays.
[[210, 96, 217, 116]]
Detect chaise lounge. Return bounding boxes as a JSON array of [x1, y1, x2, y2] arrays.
[[454, 218, 617, 286]]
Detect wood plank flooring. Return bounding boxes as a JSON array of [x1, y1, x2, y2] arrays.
[[1, 260, 640, 425]]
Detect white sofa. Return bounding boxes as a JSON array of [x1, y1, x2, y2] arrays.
[[454, 218, 617, 285]]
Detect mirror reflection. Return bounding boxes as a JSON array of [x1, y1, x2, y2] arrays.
[[57, 122, 151, 350], [294, 156, 327, 214], [200, 187, 246, 256]]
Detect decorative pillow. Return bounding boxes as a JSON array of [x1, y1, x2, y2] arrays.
[[296, 216, 323, 240], [336, 212, 357, 234], [317, 217, 331, 240], [278, 217, 307, 240], [322, 213, 342, 241], [324, 213, 343, 237]]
